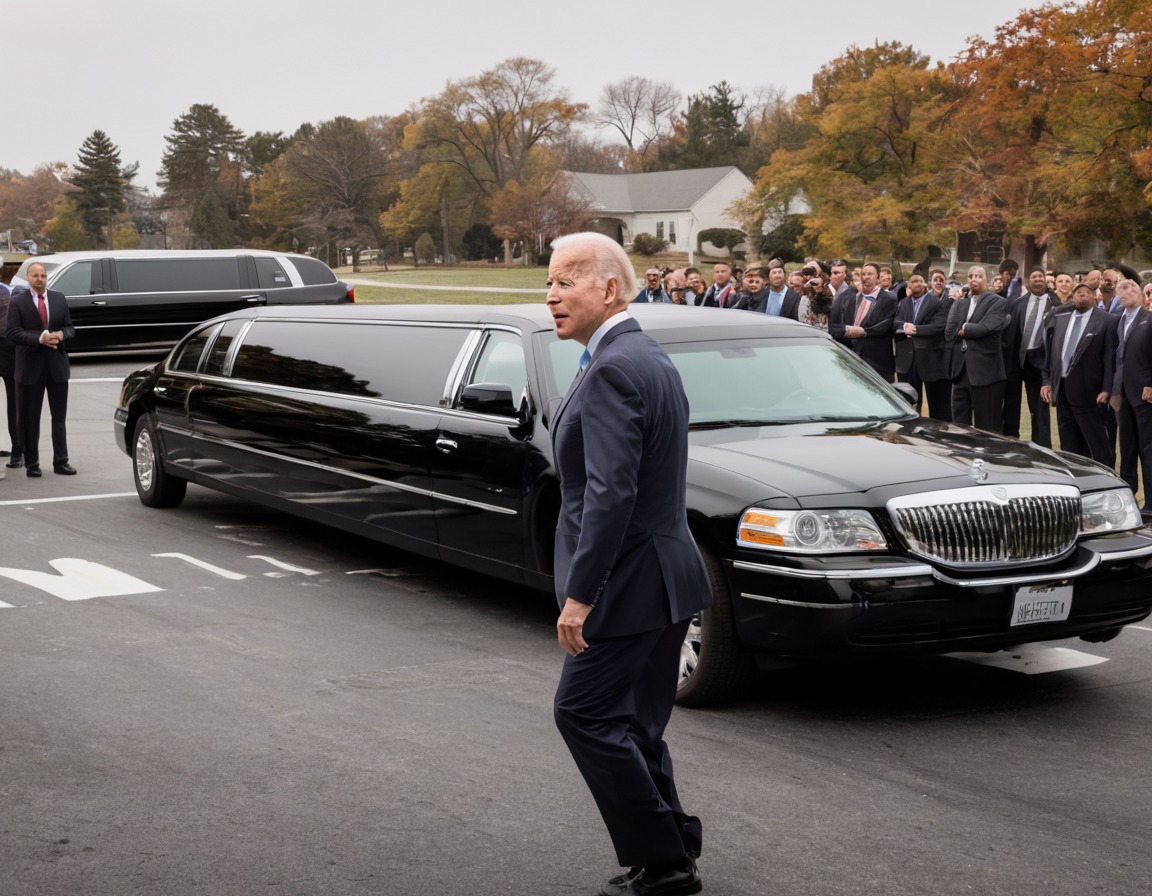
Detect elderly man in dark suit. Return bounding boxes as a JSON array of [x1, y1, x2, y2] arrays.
[[831, 261, 898, 381], [548, 232, 711, 896], [1040, 283, 1117, 464], [894, 273, 953, 420], [5, 262, 77, 477], [945, 266, 1010, 432], [1110, 279, 1152, 504]]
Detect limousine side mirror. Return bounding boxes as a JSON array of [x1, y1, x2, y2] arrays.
[[460, 383, 523, 420], [891, 381, 919, 408]]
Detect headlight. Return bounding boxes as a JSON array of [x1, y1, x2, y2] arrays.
[[1081, 488, 1143, 534], [737, 508, 887, 553]]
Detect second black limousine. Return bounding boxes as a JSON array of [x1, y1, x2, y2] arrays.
[[113, 304, 1152, 705]]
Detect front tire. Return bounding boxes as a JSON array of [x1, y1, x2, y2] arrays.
[[133, 416, 187, 508], [676, 544, 755, 706]]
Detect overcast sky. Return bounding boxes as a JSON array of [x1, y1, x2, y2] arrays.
[[16, 0, 1030, 191]]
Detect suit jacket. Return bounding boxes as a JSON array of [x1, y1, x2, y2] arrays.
[[1043, 308, 1117, 406], [945, 291, 1009, 386], [700, 282, 735, 308], [732, 287, 800, 320], [1115, 307, 1152, 405], [632, 287, 671, 304], [551, 318, 712, 638], [0, 285, 14, 376], [6, 287, 75, 384], [836, 289, 898, 380], [1005, 291, 1061, 377], [894, 292, 951, 381]]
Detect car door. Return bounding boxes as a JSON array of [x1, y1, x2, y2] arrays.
[[430, 328, 533, 579]]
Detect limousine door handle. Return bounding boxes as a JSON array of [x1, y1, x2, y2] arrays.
[[242, 294, 266, 304], [435, 436, 458, 453], [90, 300, 107, 305]]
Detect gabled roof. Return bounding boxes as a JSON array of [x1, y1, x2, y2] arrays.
[[564, 166, 749, 214]]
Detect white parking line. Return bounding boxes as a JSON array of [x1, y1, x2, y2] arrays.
[[74, 377, 130, 383], [1129, 625, 1152, 633], [0, 492, 138, 506]]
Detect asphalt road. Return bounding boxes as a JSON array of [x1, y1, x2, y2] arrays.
[[2, 357, 1151, 896]]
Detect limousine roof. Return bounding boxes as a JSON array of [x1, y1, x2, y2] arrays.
[[217, 302, 823, 342], [27, 248, 307, 264]]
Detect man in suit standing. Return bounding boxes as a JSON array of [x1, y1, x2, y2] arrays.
[[832, 262, 898, 381], [0, 272, 20, 471], [894, 273, 952, 420], [548, 232, 711, 896], [1040, 283, 1117, 465], [699, 261, 736, 308], [633, 268, 672, 304], [945, 266, 1009, 432], [1003, 266, 1060, 446], [1110, 279, 1152, 504], [5, 262, 77, 477]]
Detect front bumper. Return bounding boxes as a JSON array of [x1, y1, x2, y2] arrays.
[[724, 531, 1152, 656]]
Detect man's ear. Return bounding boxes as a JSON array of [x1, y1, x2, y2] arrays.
[[604, 277, 619, 305]]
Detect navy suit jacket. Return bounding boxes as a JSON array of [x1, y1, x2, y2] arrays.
[[945, 291, 1009, 385], [894, 292, 951, 381], [1115, 307, 1152, 404], [551, 318, 712, 638], [5, 287, 75, 384], [1043, 308, 1117, 406]]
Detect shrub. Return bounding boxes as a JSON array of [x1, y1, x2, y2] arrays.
[[631, 232, 668, 256]]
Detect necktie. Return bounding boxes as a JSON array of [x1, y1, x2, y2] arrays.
[[1118, 312, 1135, 365], [1020, 295, 1043, 363], [1062, 314, 1084, 378], [38, 293, 48, 327], [578, 348, 591, 373], [853, 295, 872, 327]]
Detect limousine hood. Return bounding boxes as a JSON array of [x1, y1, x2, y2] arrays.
[[689, 418, 1094, 500]]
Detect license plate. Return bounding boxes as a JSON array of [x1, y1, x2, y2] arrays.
[[1010, 584, 1072, 626]]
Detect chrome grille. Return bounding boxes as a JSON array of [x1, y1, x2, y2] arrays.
[[888, 485, 1080, 567]]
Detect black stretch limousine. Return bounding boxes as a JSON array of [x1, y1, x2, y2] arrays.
[[113, 304, 1152, 704]]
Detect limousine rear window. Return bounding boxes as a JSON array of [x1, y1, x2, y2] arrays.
[[51, 261, 99, 296], [230, 320, 471, 406], [287, 256, 338, 286], [116, 258, 243, 293]]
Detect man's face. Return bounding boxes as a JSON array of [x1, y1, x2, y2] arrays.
[[1055, 274, 1073, 299], [712, 263, 731, 287], [1118, 281, 1142, 310], [830, 265, 847, 288], [768, 266, 786, 290], [789, 272, 805, 290], [968, 267, 988, 293], [1046, 274, 1056, 290], [644, 271, 661, 290], [1144, 285, 1152, 309], [28, 264, 48, 293], [930, 272, 946, 293], [687, 272, 705, 293], [1100, 270, 1119, 296], [907, 275, 927, 298], [879, 270, 893, 289], [860, 266, 879, 293], [1029, 270, 1047, 295], [1085, 270, 1101, 290], [1073, 286, 1096, 312], [741, 270, 764, 293], [547, 247, 617, 345]]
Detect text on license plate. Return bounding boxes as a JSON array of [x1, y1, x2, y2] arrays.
[[1011, 584, 1073, 626]]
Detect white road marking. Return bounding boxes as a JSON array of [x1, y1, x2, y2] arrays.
[[1129, 625, 1152, 633], [74, 377, 131, 383], [0, 600, 14, 609], [247, 555, 322, 576], [152, 553, 247, 580], [0, 559, 163, 601], [945, 645, 1108, 674], [0, 492, 137, 506]]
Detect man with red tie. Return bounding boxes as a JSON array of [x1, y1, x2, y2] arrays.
[[5, 262, 76, 477]]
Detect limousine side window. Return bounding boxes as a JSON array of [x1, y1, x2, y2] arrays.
[[116, 258, 243, 293], [464, 330, 527, 394], [230, 320, 471, 406], [204, 318, 249, 376], [51, 261, 98, 296], [253, 258, 291, 289], [287, 256, 338, 285], [170, 325, 218, 374]]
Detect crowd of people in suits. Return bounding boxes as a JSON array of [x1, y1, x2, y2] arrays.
[[636, 255, 1152, 508]]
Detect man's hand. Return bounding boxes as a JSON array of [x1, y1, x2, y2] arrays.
[[1040, 385, 1052, 404], [557, 597, 593, 656], [39, 330, 61, 349], [1096, 391, 1110, 405]]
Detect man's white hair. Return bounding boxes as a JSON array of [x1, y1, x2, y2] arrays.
[[551, 232, 636, 305]]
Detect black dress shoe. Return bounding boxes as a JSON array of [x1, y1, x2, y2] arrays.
[[5, 458, 21, 469], [619, 861, 701, 896], [26, 465, 42, 478], [601, 866, 644, 896], [53, 463, 77, 475]]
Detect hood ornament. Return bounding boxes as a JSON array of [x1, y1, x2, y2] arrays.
[[968, 458, 989, 482]]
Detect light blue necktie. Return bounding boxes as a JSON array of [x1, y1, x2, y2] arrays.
[[578, 348, 591, 373], [1062, 315, 1084, 378]]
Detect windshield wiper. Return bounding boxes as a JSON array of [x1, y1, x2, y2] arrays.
[[690, 419, 792, 430]]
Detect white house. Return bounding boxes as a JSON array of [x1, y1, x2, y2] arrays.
[[564, 166, 753, 260]]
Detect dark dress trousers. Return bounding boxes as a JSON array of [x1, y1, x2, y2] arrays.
[[551, 317, 712, 867], [5, 287, 74, 468], [894, 292, 952, 421], [1043, 308, 1117, 465], [945, 291, 1009, 432]]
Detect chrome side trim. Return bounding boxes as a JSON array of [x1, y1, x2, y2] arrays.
[[158, 424, 518, 516], [732, 560, 934, 580], [740, 593, 856, 609]]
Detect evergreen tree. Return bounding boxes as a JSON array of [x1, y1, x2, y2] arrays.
[[71, 130, 126, 246]]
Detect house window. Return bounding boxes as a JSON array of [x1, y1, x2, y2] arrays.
[[669, 222, 677, 245], [656, 222, 664, 240]]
